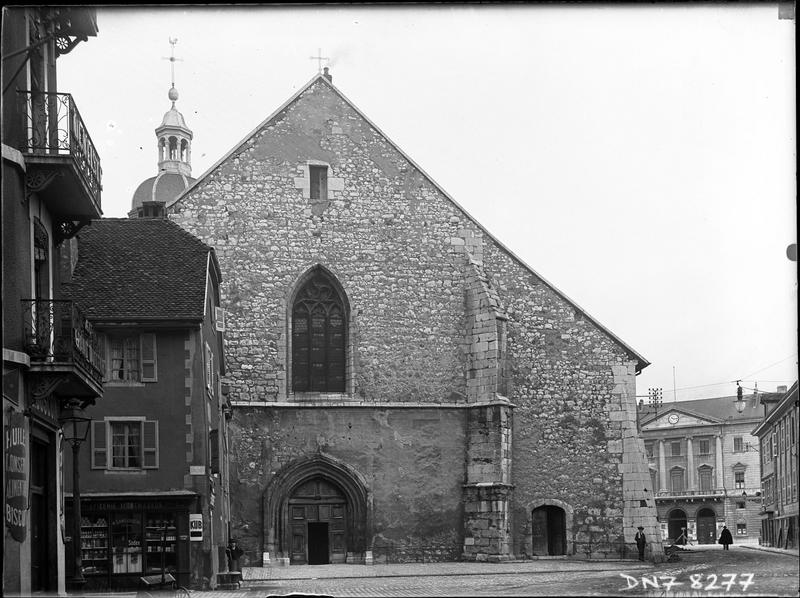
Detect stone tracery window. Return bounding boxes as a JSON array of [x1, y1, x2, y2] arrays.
[[291, 269, 346, 392]]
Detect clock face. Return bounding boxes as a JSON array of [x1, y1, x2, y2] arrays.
[[668, 414, 679, 424]]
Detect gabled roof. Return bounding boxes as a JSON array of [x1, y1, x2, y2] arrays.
[[639, 393, 763, 427], [66, 218, 218, 322], [167, 73, 649, 370]]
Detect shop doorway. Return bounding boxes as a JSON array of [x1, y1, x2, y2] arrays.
[[668, 509, 688, 543], [30, 436, 53, 592], [289, 477, 347, 564], [696, 508, 716, 544], [531, 505, 566, 556]]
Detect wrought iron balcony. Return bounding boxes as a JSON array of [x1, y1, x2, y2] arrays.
[[22, 299, 104, 399], [18, 91, 102, 225]]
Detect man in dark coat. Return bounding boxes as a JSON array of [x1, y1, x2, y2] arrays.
[[635, 526, 647, 561], [227, 539, 244, 571], [718, 525, 733, 550]]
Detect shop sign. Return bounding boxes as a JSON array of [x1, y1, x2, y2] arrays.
[[189, 513, 203, 541], [5, 410, 27, 541]]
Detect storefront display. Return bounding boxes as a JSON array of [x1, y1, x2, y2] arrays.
[[69, 497, 193, 591]]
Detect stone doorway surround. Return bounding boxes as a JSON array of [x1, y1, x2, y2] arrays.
[[263, 452, 372, 565], [520, 498, 574, 558]]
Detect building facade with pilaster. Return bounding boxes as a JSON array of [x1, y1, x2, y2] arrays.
[[638, 394, 764, 545]]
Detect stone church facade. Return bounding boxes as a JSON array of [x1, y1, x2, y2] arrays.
[[167, 70, 661, 564]]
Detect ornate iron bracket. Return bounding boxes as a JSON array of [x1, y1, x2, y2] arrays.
[[54, 34, 88, 57], [25, 167, 62, 201], [31, 374, 71, 401], [53, 217, 91, 245]]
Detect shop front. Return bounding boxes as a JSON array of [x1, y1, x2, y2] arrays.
[[66, 493, 197, 591]]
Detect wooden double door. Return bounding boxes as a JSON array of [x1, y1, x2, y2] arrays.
[[289, 478, 347, 564]]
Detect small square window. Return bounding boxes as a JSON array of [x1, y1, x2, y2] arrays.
[[736, 501, 745, 509], [736, 523, 747, 535]]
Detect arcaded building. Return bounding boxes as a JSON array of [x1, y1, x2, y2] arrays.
[[166, 70, 661, 565]]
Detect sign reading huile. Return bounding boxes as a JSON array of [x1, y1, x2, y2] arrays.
[[5, 410, 27, 541]]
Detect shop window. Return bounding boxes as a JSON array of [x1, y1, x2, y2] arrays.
[[103, 332, 157, 382], [80, 514, 109, 576], [112, 513, 142, 573], [736, 523, 747, 535], [145, 514, 178, 575], [92, 419, 159, 470]]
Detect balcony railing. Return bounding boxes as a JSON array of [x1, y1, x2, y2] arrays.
[[18, 91, 102, 212], [22, 299, 104, 386]]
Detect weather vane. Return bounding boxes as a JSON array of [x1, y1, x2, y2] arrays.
[[309, 48, 329, 74]]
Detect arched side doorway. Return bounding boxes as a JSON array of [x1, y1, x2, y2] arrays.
[[668, 509, 688, 543], [526, 500, 573, 557], [696, 507, 717, 545], [264, 453, 370, 565], [532, 506, 566, 555]]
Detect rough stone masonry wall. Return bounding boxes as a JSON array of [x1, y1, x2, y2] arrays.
[[168, 77, 659, 560], [228, 406, 467, 560]]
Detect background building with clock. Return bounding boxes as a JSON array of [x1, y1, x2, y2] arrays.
[[637, 389, 784, 545]]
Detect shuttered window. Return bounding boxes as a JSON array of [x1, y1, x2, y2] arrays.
[[140, 333, 157, 381], [91, 420, 107, 469], [90, 419, 159, 470], [292, 270, 346, 392]]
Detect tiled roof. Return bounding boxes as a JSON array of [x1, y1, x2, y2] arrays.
[[66, 218, 213, 322]]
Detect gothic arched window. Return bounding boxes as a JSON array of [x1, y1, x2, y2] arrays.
[[292, 270, 346, 392]]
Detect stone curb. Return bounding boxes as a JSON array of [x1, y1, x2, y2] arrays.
[[241, 561, 653, 582]]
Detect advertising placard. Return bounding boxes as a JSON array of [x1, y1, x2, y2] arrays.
[[189, 513, 203, 541], [5, 410, 27, 541]]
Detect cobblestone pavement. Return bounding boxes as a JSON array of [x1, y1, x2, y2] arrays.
[[74, 546, 798, 597]]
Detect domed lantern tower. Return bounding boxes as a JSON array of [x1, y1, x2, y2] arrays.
[[130, 38, 195, 218]]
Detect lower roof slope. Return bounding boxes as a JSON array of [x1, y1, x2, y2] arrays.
[[66, 218, 215, 322]]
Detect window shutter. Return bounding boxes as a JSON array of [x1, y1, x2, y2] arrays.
[[140, 333, 157, 382], [214, 307, 225, 332], [143, 420, 159, 468], [209, 429, 219, 474], [91, 420, 107, 469], [205, 342, 213, 392]]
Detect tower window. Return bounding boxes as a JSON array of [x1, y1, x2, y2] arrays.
[[291, 269, 346, 392], [309, 165, 328, 201]]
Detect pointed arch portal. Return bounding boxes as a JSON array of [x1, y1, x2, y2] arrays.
[[264, 453, 370, 564]]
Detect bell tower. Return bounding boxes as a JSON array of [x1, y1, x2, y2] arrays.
[[156, 37, 192, 177]]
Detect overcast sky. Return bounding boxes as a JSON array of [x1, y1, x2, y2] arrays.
[[57, 4, 797, 402]]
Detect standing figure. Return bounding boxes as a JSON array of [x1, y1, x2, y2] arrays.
[[718, 525, 733, 550], [635, 526, 647, 561], [227, 539, 244, 571]]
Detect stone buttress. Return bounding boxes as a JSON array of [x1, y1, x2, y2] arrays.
[[461, 246, 514, 561]]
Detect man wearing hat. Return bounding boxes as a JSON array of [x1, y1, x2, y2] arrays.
[[635, 526, 647, 561]]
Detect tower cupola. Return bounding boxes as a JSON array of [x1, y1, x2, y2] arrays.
[[130, 38, 195, 218]]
